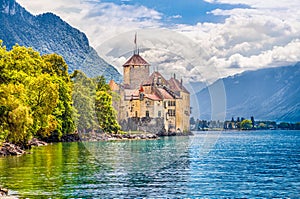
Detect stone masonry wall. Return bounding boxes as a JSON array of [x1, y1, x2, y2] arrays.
[[129, 65, 149, 89], [120, 117, 165, 134]]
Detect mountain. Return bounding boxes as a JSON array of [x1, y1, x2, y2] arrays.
[[194, 63, 300, 122], [0, 0, 121, 82]]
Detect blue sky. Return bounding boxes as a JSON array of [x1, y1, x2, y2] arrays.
[[100, 0, 248, 24]]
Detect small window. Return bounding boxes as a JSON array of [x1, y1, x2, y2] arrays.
[[168, 101, 176, 106], [146, 111, 150, 117], [168, 109, 176, 116], [158, 111, 161, 117], [139, 93, 144, 101], [157, 76, 162, 84]]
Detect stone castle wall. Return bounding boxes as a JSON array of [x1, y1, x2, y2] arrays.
[[129, 65, 149, 89], [120, 117, 165, 134]]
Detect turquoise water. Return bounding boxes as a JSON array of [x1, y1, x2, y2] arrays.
[[0, 130, 299, 198]]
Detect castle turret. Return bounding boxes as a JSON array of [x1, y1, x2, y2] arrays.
[[123, 53, 150, 89]]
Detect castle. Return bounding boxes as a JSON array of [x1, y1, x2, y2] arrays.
[[109, 48, 190, 134]]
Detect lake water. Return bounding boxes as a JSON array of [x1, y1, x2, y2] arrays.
[[0, 130, 299, 198]]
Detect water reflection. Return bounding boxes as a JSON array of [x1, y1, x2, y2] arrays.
[[0, 131, 299, 198], [0, 136, 192, 198]]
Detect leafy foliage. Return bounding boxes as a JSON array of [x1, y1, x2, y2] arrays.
[[240, 119, 252, 130], [0, 83, 33, 145], [95, 91, 120, 133], [72, 72, 121, 134], [72, 71, 97, 133], [0, 42, 121, 146], [0, 42, 76, 145]]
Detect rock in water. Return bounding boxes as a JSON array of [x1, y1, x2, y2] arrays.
[[28, 138, 48, 147], [0, 143, 26, 156], [0, 187, 8, 196]]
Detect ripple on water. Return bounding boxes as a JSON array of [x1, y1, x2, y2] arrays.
[[0, 130, 299, 198]]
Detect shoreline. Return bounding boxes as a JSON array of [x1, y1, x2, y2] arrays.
[[0, 131, 193, 157], [0, 131, 190, 197], [0, 131, 191, 197]]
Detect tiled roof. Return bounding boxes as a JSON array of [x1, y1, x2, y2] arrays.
[[157, 88, 174, 99], [123, 54, 150, 67], [124, 89, 139, 100], [123, 85, 176, 101], [168, 78, 189, 94], [145, 93, 161, 101], [142, 71, 168, 85]]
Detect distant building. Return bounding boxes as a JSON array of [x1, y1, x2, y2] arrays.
[[109, 44, 190, 134]]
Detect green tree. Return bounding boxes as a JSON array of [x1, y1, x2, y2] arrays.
[[42, 54, 69, 79], [258, 122, 267, 129], [72, 71, 97, 133], [95, 91, 120, 133], [0, 42, 77, 145], [26, 74, 59, 138], [0, 45, 44, 84], [240, 119, 252, 130], [43, 54, 76, 139], [190, 117, 196, 125], [0, 84, 33, 145], [95, 75, 110, 92], [278, 122, 290, 129]]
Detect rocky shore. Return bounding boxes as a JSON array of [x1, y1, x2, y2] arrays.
[[0, 143, 26, 156], [0, 187, 8, 196], [157, 131, 193, 136], [0, 138, 47, 157], [0, 131, 192, 156], [79, 132, 159, 141]]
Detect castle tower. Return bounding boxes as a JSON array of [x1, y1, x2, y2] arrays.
[[123, 35, 150, 89], [123, 53, 150, 89]]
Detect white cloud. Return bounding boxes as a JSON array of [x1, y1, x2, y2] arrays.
[[16, 0, 162, 47], [205, 0, 300, 9], [175, 2, 300, 80], [15, 0, 300, 83], [171, 15, 182, 19]]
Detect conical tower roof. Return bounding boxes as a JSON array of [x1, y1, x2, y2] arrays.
[[123, 54, 150, 67]]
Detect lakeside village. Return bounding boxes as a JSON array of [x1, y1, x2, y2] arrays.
[[191, 117, 300, 131]]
